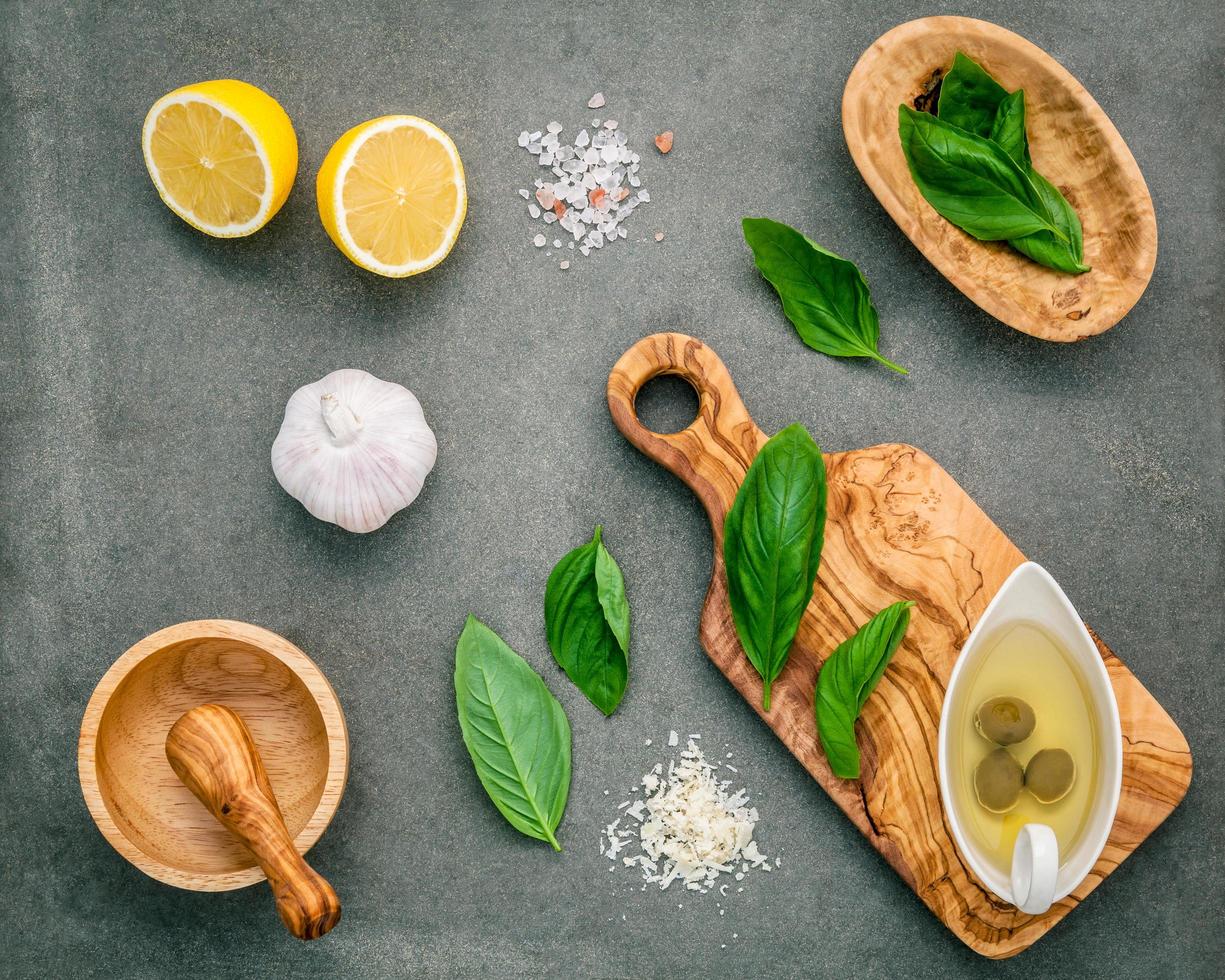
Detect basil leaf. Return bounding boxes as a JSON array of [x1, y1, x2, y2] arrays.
[[984, 93, 1088, 273], [814, 601, 914, 779], [724, 424, 827, 711], [455, 615, 571, 849], [742, 217, 907, 375], [1008, 166, 1089, 274], [988, 90, 1030, 168], [544, 526, 629, 715], [594, 533, 631, 656], [937, 54, 1089, 274], [937, 51, 1009, 138], [898, 106, 1065, 243]]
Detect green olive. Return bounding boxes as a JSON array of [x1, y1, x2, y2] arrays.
[[974, 696, 1036, 745], [973, 747, 1025, 813], [1025, 748, 1077, 804]]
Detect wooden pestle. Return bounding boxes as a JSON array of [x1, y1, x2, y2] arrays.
[[165, 704, 341, 940]]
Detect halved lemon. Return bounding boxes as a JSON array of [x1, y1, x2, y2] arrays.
[[316, 115, 467, 277], [142, 80, 298, 237]]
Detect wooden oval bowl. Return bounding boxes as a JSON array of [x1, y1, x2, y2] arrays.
[[78, 620, 348, 891], [842, 16, 1157, 341]]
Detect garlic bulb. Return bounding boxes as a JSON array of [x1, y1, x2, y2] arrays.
[[271, 369, 437, 533]]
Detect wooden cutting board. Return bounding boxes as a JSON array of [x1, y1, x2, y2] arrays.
[[607, 333, 1191, 958]]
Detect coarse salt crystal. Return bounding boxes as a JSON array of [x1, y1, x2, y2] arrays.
[[516, 108, 653, 263], [588, 92, 605, 109], [533, 234, 546, 247], [560, 260, 570, 269], [655, 130, 674, 154], [654, 231, 664, 242]]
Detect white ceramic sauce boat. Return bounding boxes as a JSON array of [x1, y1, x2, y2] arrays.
[[937, 562, 1123, 914]]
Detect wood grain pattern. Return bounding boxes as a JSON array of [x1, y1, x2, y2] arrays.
[[166, 705, 341, 939], [78, 620, 348, 892], [607, 333, 1191, 958], [842, 16, 1157, 341]]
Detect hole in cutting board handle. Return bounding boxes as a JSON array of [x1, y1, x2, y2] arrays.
[[633, 373, 701, 435], [607, 334, 757, 470]]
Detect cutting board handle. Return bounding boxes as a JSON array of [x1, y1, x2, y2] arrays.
[[166, 704, 342, 940], [607, 333, 763, 526]]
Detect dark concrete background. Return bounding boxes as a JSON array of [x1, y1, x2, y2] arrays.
[[2, 0, 1221, 977]]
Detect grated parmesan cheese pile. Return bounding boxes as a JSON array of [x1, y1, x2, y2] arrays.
[[601, 733, 772, 893]]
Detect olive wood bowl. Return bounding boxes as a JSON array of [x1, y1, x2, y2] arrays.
[[842, 16, 1157, 341], [78, 620, 348, 891]]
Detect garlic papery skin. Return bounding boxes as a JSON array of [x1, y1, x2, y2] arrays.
[[271, 368, 437, 533]]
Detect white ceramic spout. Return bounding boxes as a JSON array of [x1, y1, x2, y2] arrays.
[[938, 562, 1123, 914]]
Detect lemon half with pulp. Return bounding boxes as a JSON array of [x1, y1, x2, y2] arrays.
[[316, 115, 467, 277], [142, 80, 297, 237]]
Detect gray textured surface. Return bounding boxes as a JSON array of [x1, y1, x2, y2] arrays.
[[2, 0, 1222, 977]]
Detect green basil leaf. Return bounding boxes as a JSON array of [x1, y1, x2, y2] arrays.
[[988, 94, 1089, 273], [815, 601, 914, 779], [898, 106, 1065, 243], [724, 424, 827, 711], [988, 90, 1031, 169], [1009, 168, 1090, 275], [545, 526, 629, 715], [937, 51, 1009, 138], [594, 533, 631, 656], [938, 55, 1089, 274], [742, 217, 907, 374], [455, 615, 571, 849]]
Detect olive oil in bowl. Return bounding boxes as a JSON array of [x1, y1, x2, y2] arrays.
[[947, 622, 1099, 876], [937, 562, 1123, 914]]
